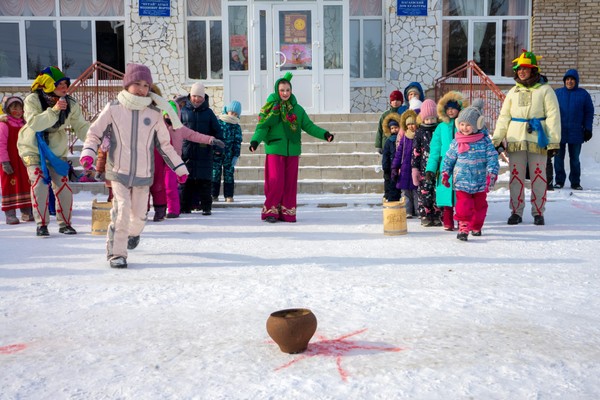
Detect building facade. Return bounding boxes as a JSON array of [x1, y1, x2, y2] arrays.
[[1, 0, 599, 124]]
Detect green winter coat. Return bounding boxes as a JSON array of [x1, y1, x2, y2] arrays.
[[251, 75, 328, 156], [426, 120, 456, 207]]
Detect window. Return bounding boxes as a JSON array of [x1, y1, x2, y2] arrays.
[[442, 0, 530, 78], [324, 5, 343, 70], [0, 0, 124, 82], [187, 0, 222, 80], [350, 0, 383, 80], [228, 5, 248, 72]]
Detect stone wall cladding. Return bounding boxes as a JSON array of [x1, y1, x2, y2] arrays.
[[353, 0, 441, 113], [127, 0, 224, 110]]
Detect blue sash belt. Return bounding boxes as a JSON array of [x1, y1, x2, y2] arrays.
[[36, 131, 70, 184], [511, 117, 548, 148]]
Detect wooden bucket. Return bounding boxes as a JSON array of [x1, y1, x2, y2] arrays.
[[383, 198, 407, 236], [91, 199, 112, 236]]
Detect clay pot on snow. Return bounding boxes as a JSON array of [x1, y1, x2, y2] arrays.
[[266, 308, 317, 354]]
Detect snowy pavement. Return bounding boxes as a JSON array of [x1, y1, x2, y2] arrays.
[[1, 168, 600, 399]]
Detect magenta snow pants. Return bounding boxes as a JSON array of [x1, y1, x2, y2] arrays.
[[454, 190, 488, 233], [261, 154, 299, 222], [150, 149, 180, 215]]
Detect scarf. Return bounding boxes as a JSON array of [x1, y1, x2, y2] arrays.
[[117, 90, 152, 110], [515, 71, 541, 88], [404, 129, 416, 140], [219, 113, 240, 125], [37, 90, 71, 128], [257, 93, 298, 141], [36, 131, 70, 184], [456, 132, 484, 153], [116, 91, 184, 129]]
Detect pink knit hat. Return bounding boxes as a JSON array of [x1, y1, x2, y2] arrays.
[[190, 82, 205, 97], [123, 63, 153, 88], [419, 99, 437, 121]]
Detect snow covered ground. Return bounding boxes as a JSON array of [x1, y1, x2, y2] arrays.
[[1, 155, 600, 399]]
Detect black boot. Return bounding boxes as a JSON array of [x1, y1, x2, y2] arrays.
[[507, 214, 522, 225], [127, 235, 140, 250], [153, 205, 167, 222]]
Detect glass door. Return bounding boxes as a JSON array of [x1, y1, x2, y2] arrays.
[[273, 4, 319, 112], [255, 3, 319, 114]]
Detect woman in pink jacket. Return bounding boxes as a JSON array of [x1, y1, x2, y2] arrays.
[[80, 64, 189, 269], [150, 100, 224, 220]]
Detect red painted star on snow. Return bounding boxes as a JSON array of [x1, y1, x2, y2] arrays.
[[273, 328, 403, 381]]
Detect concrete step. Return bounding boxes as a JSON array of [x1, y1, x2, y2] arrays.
[[69, 113, 383, 195], [241, 130, 375, 143], [68, 179, 384, 196], [234, 164, 381, 180]]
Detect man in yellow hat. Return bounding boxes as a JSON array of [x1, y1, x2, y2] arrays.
[[17, 66, 90, 237], [492, 50, 561, 226]]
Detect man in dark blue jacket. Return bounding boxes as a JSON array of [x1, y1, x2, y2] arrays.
[[554, 69, 594, 190]]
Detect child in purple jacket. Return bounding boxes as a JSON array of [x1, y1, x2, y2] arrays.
[[391, 109, 419, 217]]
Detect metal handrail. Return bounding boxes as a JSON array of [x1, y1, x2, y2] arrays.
[[66, 61, 124, 152], [434, 60, 506, 135]]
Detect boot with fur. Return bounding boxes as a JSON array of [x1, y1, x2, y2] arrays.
[[20, 207, 35, 222], [5, 209, 19, 225]]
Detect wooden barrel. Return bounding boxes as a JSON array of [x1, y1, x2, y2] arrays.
[[383, 199, 407, 236], [91, 199, 112, 236]]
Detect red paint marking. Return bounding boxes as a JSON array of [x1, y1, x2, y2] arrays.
[[572, 201, 600, 215], [0, 343, 27, 354], [274, 328, 403, 381]]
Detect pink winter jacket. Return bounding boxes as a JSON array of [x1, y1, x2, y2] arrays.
[[81, 99, 188, 187], [169, 124, 213, 156]]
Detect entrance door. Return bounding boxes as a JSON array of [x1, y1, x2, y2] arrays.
[[252, 3, 319, 114]]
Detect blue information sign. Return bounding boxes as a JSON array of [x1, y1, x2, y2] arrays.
[[397, 0, 428, 16], [139, 0, 170, 17]]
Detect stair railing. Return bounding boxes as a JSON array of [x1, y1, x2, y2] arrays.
[[66, 62, 124, 153], [434, 60, 506, 135]]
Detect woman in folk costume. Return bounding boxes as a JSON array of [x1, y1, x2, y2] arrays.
[[0, 96, 34, 224], [492, 50, 560, 226], [249, 72, 334, 223], [17, 66, 90, 237]]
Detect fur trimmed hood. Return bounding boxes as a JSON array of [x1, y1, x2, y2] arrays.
[[382, 112, 402, 137], [437, 91, 468, 123], [400, 109, 418, 132]]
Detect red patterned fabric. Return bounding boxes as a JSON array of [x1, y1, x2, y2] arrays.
[[0, 117, 31, 211]]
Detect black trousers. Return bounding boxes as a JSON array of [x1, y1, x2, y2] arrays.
[[180, 178, 213, 212]]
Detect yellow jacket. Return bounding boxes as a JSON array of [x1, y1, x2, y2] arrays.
[[492, 80, 561, 153], [17, 92, 89, 165]]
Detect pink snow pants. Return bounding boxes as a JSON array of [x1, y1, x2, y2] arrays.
[[454, 190, 488, 232], [149, 149, 180, 215], [261, 154, 299, 222]]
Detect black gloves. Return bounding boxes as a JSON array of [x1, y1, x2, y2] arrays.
[[425, 171, 435, 182], [211, 138, 225, 149], [495, 143, 505, 154], [324, 132, 334, 142], [377, 148, 383, 155], [249, 140, 259, 152], [547, 148, 559, 158], [584, 129, 593, 143]]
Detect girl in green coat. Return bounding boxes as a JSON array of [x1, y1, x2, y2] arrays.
[[249, 73, 334, 222], [425, 91, 468, 230]]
